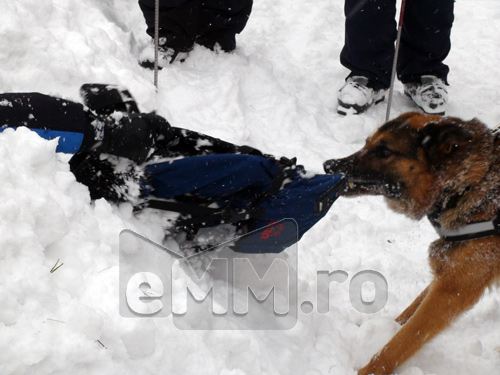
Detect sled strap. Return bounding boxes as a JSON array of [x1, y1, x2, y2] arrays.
[[254, 160, 286, 204], [146, 199, 221, 217], [146, 198, 266, 227], [179, 206, 266, 227]]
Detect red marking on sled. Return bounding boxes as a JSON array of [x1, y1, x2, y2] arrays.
[[260, 222, 285, 239]]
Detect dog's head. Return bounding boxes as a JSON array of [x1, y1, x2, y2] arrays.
[[324, 112, 495, 219]]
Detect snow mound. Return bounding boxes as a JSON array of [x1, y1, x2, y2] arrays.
[[1, 0, 500, 374]]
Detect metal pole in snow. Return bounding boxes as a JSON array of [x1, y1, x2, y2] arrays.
[[385, 0, 406, 122], [154, 0, 160, 89]]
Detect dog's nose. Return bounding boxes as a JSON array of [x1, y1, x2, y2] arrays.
[[323, 159, 341, 174]]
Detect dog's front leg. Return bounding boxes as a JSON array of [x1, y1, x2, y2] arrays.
[[358, 281, 486, 375], [395, 286, 429, 325]]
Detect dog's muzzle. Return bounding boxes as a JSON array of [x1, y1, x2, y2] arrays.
[[322, 158, 403, 198]]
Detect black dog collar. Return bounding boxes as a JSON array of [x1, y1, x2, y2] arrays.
[[430, 214, 500, 242]]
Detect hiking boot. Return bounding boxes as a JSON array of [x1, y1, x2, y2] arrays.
[[337, 76, 387, 115], [139, 38, 191, 69], [404, 75, 448, 115], [196, 31, 237, 52]]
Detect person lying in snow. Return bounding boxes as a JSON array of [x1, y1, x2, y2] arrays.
[[0, 84, 344, 253]]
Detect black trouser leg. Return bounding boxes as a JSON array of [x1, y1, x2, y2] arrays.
[[340, 0, 397, 89], [197, 0, 253, 51], [397, 0, 454, 84], [138, 0, 200, 52]]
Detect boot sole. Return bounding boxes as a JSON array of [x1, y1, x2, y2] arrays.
[[337, 96, 385, 116]]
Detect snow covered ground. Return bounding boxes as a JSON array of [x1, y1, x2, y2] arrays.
[[1, 0, 500, 374]]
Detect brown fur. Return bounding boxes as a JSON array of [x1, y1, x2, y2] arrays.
[[323, 112, 500, 375]]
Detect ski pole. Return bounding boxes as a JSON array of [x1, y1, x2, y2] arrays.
[[154, 0, 160, 89], [385, 0, 406, 122]]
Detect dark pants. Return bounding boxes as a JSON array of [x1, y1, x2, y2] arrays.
[[340, 0, 455, 89], [138, 0, 253, 52]]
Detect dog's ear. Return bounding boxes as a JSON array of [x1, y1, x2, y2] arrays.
[[421, 123, 473, 161], [436, 125, 473, 154]]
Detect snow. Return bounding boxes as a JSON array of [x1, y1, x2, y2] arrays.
[[1, 1, 500, 374]]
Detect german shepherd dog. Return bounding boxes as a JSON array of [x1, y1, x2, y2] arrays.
[[324, 112, 500, 375]]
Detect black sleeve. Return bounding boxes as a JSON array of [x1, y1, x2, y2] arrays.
[[152, 126, 263, 158], [96, 112, 175, 164], [0, 92, 98, 151], [0, 91, 175, 164]]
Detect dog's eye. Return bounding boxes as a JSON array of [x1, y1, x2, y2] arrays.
[[374, 145, 393, 159]]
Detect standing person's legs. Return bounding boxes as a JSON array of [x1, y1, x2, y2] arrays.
[[138, 0, 200, 53], [340, 0, 397, 89], [196, 0, 253, 52], [338, 0, 397, 115], [397, 0, 454, 84], [398, 0, 454, 115]]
